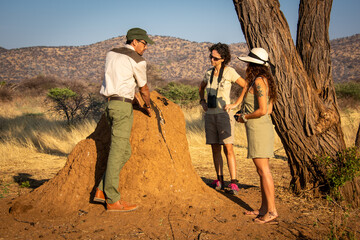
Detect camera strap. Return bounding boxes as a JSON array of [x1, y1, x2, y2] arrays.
[[209, 64, 225, 97]]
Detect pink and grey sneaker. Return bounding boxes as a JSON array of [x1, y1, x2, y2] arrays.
[[228, 183, 239, 195], [211, 180, 223, 190]]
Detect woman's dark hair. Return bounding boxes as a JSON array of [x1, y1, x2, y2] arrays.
[[246, 63, 277, 102], [209, 43, 231, 65]]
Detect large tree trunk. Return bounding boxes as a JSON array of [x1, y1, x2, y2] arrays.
[[233, 0, 346, 195]]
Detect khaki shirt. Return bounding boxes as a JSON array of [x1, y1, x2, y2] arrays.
[[203, 66, 240, 114], [100, 45, 147, 100]]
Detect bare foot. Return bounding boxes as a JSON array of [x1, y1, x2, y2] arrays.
[[244, 210, 260, 216], [244, 209, 266, 217], [253, 212, 278, 224]]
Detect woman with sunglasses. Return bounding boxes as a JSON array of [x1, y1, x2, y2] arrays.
[[199, 43, 247, 195]]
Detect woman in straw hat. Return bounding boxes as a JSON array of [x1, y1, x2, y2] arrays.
[[235, 47, 278, 223]]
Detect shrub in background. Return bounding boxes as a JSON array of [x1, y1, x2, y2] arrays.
[[156, 82, 198, 106], [47, 87, 104, 125], [0, 81, 14, 102], [21, 75, 66, 92], [318, 147, 360, 200], [335, 81, 360, 101]]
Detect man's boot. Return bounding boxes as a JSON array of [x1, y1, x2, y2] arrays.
[[106, 200, 138, 212], [93, 188, 105, 203]]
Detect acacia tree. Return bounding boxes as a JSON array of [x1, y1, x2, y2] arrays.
[[232, 0, 346, 195]]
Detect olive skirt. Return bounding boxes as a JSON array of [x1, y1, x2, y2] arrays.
[[245, 114, 274, 159]]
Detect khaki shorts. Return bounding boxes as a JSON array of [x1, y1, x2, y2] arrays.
[[204, 111, 235, 145]]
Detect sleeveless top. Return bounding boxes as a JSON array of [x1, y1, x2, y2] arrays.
[[243, 77, 274, 159]]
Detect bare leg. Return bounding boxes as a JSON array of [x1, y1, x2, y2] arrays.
[[211, 144, 223, 176], [258, 180, 267, 215], [223, 144, 237, 180], [253, 158, 278, 219]]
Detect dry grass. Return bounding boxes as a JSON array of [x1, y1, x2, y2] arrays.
[[0, 96, 97, 184], [339, 106, 360, 147], [0, 96, 358, 189]]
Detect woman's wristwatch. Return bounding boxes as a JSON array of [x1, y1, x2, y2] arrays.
[[199, 99, 206, 104], [240, 114, 248, 122]]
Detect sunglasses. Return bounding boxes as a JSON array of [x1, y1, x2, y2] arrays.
[[209, 54, 222, 61], [137, 40, 148, 46]]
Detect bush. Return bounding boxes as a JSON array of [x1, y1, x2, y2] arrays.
[[0, 81, 16, 102], [318, 147, 360, 199], [21, 75, 65, 92], [156, 82, 198, 106], [335, 81, 360, 101], [47, 87, 104, 125]]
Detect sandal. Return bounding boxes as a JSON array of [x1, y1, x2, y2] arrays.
[[253, 212, 278, 224]]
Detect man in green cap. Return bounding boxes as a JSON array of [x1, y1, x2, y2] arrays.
[[93, 27, 154, 212]]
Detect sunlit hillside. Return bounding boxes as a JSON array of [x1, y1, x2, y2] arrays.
[[0, 34, 359, 85]]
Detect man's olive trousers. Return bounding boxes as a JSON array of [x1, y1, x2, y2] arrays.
[[97, 100, 133, 204]]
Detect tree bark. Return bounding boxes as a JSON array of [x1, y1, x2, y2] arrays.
[[233, 0, 346, 195]]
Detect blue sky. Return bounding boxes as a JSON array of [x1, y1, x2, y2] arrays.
[[0, 0, 359, 49]]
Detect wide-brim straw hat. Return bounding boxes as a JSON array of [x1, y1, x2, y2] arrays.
[[238, 48, 270, 66]]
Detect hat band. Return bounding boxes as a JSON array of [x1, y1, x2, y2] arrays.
[[248, 51, 276, 74], [248, 52, 267, 64]]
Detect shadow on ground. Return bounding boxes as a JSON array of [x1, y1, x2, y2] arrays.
[[201, 177, 257, 212], [13, 173, 49, 189]]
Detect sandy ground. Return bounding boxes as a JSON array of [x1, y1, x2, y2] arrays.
[[1, 144, 359, 239]]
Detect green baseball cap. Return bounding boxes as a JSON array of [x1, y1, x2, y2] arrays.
[[126, 28, 154, 44]]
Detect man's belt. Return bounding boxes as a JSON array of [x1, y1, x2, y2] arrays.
[[107, 96, 132, 103]]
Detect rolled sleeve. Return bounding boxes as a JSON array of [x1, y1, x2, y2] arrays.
[[229, 68, 241, 83]]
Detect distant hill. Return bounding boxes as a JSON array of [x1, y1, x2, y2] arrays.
[[330, 34, 360, 82], [0, 47, 7, 54], [0, 34, 359, 84]]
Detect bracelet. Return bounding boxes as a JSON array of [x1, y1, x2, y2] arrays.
[[241, 114, 248, 122], [199, 99, 206, 104]]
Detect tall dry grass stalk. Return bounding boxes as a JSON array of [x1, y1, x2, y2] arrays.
[[339, 107, 360, 147], [0, 97, 97, 166], [0, 119, 96, 158]]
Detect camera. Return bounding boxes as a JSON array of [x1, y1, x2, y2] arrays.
[[207, 94, 217, 108], [234, 110, 242, 121]]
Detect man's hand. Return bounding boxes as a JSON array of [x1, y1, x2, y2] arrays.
[[139, 84, 151, 117], [143, 104, 151, 117]]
